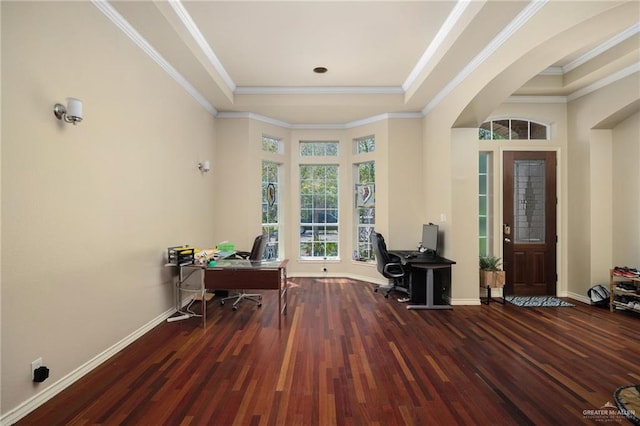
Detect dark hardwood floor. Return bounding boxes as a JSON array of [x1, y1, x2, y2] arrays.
[[18, 278, 639, 425]]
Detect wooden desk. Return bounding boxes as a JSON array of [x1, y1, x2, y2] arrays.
[[179, 259, 289, 328]]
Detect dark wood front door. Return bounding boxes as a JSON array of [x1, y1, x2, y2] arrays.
[[503, 151, 557, 296]]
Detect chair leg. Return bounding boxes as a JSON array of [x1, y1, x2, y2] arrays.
[[375, 279, 408, 298], [220, 291, 262, 311]]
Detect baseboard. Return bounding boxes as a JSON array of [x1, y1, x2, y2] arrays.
[[566, 291, 590, 305], [1, 305, 178, 426], [452, 298, 482, 306]]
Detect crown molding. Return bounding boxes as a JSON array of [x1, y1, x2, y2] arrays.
[[92, 0, 217, 116], [506, 96, 567, 104], [563, 23, 640, 73], [422, 0, 548, 115], [403, 0, 472, 91], [216, 111, 423, 130], [234, 86, 403, 95], [538, 24, 640, 77], [539, 67, 563, 76], [216, 112, 291, 128], [168, 1, 236, 92], [567, 61, 640, 102]]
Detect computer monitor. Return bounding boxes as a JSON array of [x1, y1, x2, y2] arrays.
[[421, 224, 439, 256]]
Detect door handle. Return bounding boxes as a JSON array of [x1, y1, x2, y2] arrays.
[[504, 238, 511, 243]]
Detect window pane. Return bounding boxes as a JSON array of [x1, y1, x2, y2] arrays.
[[355, 161, 375, 261], [261, 161, 280, 259], [510, 120, 529, 140], [478, 152, 492, 258], [479, 176, 487, 195], [355, 136, 375, 154], [493, 120, 510, 139], [479, 216, 487, 235], [299, 164, 339, 259], [479, 152, 487, 173], [530, 122, 547, 139], [300, 195, 312, 208], [311, 167, 324, 179], [514, 160, 545, 243], [262, 136, 281, 153], [479, 237, 487, 257], [479, 195, 487, 215], [312, 195, 326, 209], [300, 143, 313, 156], [300, 141, 338, 157], [479, 122, 492, 140], [325, 143, 338, 156]]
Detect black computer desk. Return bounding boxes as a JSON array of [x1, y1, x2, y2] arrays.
[[390, 250, 456, 310]]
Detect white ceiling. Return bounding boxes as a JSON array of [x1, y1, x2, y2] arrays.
[[105, 0, 639, 126]]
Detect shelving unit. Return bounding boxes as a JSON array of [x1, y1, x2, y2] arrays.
[[609, 269, 640, 313]]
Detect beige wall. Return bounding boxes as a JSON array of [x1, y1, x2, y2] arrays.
[[612, 111, 640, 266], [567, 73, 640, 297], [1, 2, 216, 416], [387, 119, 424, 249], [590, 130, 614, 282]]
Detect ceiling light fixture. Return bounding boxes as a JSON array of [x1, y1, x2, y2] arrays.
[[313, 66, 328, 74]]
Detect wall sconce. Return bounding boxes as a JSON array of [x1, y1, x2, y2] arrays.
[[198, 160, 211, 172], [53, 97, 83, 125]]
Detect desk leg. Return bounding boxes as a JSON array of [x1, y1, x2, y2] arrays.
[[201, 269, 206, 328], [407, 267, 452, 310], [167, 265, 194, 323], [278, 266, 288, 329]]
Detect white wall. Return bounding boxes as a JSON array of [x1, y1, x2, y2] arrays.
[[1, 2, 216, 417]]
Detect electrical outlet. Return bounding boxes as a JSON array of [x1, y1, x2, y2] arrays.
[[31, 358, 43, 380]]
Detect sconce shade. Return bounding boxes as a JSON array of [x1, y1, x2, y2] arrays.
[[66, 98, 82, 119], [54, 97, 83, 125]]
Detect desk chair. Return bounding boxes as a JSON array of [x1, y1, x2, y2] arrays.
[[371, 231, 408, 298], [220, 234, 267, 311]]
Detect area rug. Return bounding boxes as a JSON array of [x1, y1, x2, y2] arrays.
[[614, 385, 640, 425], [505, 296, 574, 307]]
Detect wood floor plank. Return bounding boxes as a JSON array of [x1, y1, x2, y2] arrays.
[[16, 277, 640, 425]]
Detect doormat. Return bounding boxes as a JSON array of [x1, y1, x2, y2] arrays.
[[505, 296, 574, 307], [614, 385, 640, 425]]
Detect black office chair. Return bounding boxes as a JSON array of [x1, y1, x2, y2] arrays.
[[220, 234, 267, 311], [371, 231, 409, 298]]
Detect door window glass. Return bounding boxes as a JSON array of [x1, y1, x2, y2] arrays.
[[514, 160, 545, 243]]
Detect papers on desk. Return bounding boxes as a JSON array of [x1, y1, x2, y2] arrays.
[[215, 251, 235, 259], [195, 248, 218, 261]]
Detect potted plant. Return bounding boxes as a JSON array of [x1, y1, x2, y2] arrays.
[[479, 256, 505, 288]]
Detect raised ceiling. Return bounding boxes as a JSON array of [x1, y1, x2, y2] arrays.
[[105, 1, 639, 126]]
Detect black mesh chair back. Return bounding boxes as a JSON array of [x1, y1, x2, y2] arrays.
[[371, 232, 393, 278], [249, 234, 267, 261]]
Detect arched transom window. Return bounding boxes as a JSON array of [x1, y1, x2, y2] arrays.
[[479, 119, 548, 140]]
